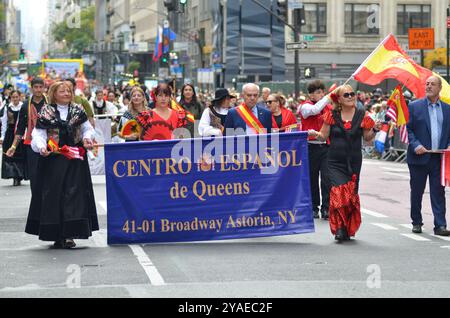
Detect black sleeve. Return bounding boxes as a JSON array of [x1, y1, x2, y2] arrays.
[[15, 101, 28, 136]]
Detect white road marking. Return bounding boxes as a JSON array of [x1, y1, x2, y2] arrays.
[[399, 224, 427, 231], [383, 172, 410, 179], [363, 161, 383, 166], [129, 245, 165, 286], [401, 234, 431, 241], [97, 201, 107, 216], [382, 167, 410, 173], [371, 223, 398, 230], [430, 235, 450, 242], [91, 230, 108, 248], [361, 208, 388, 218]]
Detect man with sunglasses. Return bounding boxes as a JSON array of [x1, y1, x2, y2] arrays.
[[299, 80, 333, 220]]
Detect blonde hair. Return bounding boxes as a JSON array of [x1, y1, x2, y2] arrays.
[[129, 86, 147, 113], [332, 84, 354, 112], [48, 81, 74, 105]]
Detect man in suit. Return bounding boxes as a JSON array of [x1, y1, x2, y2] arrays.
[[224, 83, 272, 136], [407, 75, 450, 236]]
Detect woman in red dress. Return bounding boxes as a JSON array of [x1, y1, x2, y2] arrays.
[[308, 85, 381, 242], [136, 84, 186, 141]]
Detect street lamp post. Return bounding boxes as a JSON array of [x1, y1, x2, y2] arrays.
[[130, 22, 136, 44]]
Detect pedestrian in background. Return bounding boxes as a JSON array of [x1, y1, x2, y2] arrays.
[[299, 80, 333, 220], [407, 75, 450, 236], [0, 90, 27, 186], [179, 83, 203, 138], [267, 94, 297, 131], [199, 88, 234, 137]]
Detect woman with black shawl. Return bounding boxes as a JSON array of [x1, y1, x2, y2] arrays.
[[25, 82, 99, 249]]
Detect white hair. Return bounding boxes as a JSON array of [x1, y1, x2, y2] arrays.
[[242, 83, 260, 94]]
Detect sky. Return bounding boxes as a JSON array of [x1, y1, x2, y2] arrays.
[[14, 0, 49, 60]]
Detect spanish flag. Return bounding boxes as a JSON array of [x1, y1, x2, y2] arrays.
[[386, 85, 409, 144], [353, 34, 432, 99], [171, 100, 195, 123], [386, 85, 409, 126]]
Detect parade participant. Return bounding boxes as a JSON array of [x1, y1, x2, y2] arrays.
[[308, 85, 381, 242], [136, 84, 187, 141], [407, 76, 450, 236], [26, 81, 99, 249], [224, 83, 273, 136], [118, 87, 148, 142], [299, 80, 333, 220], [198, 88, 234, 137], [64, 78, 95, 127], [258, 87, 271, 105], [1, 90, 26, 186], [267, 94, 297, 131], [8, 78, 47, 190], [91, 90, 117, 116], [179, 83, 203, 138]]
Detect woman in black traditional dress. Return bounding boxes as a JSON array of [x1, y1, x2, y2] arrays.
[[308, 85, 381, 242], [25, 82, 99, 249], [0, 90, 27, 186]]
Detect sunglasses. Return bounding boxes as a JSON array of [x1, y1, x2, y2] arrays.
[[266, 100, 277, 105], [342, 92, 356, 98]]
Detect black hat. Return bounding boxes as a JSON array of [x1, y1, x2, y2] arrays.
[[212, 88, 236, 103]]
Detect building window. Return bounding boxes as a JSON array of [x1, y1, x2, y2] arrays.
[[345, 3, 380, 35], [397, 4, 431, 35], [301, 3, 327, 34]]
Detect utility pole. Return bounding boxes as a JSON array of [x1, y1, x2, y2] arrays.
[[447, 7, 450, 82], [251, 0, 303, 99]]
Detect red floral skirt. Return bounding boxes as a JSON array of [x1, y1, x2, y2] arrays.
[[329, 175, 361, 237]]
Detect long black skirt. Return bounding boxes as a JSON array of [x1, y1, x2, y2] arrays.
[[1, 125, 27, 180], [25, 153, 99, 242]]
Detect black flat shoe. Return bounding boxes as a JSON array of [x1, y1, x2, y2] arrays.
[[64, 239, 76, 249], [335, 228, 346, 242], [53, 240, 65, 249]]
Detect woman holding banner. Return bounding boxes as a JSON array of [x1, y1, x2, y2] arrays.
[[308, 85, 381, 242], [25, 81, 99, 249], [136, 84, 187, 141], [267, 94, 297, 132], [118, 87, 149, 142]]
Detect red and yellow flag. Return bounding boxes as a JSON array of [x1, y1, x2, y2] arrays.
[[353, 34, 432, 99], [171, 100, 195, 123], [386, 85, 409, 126]]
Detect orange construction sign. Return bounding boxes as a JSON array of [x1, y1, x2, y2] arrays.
[[408, 28, 435, 50]]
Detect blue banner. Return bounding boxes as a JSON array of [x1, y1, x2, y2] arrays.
[[105, 133, 314, 244]]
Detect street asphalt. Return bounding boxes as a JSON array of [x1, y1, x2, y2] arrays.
[[0, 158, 449, 298]]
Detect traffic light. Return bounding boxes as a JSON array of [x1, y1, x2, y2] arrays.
[[164, 0, 177, 12], [276, 0, 288, 22], [162, 53, 169, 64], [178, 0, 187, 13], [304, 67, 315, 79], [19, 48, 25, 60], [293, 7, 306, 27]]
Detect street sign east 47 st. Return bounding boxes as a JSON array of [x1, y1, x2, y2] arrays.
[[286, 42, 308, 50]]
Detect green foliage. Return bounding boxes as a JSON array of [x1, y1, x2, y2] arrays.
[[52, 6, 95, 54], [128, 61, 141, 73]]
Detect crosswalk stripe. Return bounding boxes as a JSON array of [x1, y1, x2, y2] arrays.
[[371, 223, 398, 230], [361, 208, 388, 218], [401, 234, 431, 242], [129, 245, 166, 286]]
